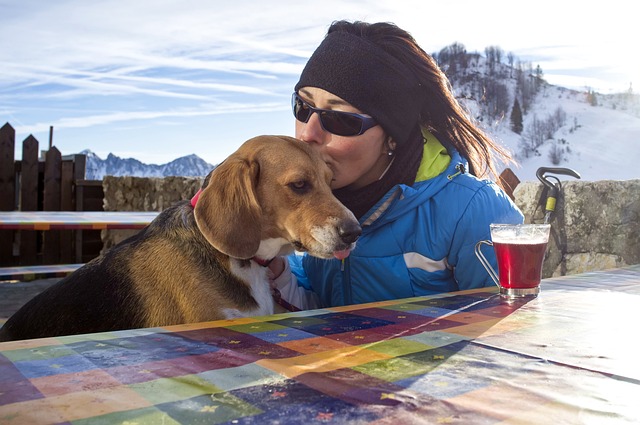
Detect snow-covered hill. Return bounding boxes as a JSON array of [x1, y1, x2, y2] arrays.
[[488, 86, 640, 182], [436, 48, 640, 183]]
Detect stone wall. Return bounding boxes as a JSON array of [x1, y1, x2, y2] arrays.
[[101, 176, 202, 249], [513, 180, 640, 277], [101, 176, 640, 277]]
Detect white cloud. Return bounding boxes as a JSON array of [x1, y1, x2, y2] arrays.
[[15, 100, 288, 133]]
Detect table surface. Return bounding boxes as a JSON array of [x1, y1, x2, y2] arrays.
[[1, 265, 639, 424], [0, 211, 159, 230]]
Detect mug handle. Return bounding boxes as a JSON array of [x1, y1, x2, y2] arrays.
[[474, 240, 500, 288]]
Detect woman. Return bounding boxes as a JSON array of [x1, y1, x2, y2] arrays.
[[269, 20, 523, 309]]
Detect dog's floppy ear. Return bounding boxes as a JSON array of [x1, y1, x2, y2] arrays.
[[194, 158, 261, 259]]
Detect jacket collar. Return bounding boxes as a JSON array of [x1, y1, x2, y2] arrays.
[[361, 138, 465, 227], [415, 129, 451, 182]]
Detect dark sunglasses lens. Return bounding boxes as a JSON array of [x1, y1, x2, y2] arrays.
[[292, 95, 312, 122], [320, 111, 362, 136], [292, 93, 366, 136]]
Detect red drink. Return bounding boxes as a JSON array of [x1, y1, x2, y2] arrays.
[[493, 241, 548, 289], [476, 224, 550, 298]]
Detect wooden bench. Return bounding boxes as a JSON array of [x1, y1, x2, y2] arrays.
[[0, 264, 83, 281], [0, 211, 158, 281]]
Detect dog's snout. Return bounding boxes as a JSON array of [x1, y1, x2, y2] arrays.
[[339, 221, 362, 244]]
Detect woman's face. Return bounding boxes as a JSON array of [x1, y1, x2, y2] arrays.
[[295, 87, 393, 190]]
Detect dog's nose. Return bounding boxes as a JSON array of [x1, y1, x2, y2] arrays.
[[339, 221, 362, 244]]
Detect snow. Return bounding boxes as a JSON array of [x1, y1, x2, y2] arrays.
[[488, 86, 640, 183]]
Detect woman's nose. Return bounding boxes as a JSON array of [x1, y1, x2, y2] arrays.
[[297, 112, 326, 144]]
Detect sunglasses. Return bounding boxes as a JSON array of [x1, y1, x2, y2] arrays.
[[291, 93, 378, 137]]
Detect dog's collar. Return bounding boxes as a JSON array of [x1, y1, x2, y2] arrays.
[[190, 189, 202, 208], [272, 287, 302, 312]]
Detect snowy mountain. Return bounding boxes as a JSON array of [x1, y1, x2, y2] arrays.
[[83, 151, 214, 180]]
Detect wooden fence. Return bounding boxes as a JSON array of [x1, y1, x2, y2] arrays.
[[0, 122, 103, 267]]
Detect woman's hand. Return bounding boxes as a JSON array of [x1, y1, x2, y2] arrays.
[[267, 257, 286, 286]]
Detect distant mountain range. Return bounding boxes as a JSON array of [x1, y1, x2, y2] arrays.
[[82, 150, 215, 180]]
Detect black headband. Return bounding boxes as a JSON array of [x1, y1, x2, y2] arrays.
[[295, 31, 421, 145]]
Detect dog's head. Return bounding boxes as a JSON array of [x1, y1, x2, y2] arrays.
[[194, 135, 361, 260]]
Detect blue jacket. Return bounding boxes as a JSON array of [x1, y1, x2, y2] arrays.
[[289, 148, 524, 307]]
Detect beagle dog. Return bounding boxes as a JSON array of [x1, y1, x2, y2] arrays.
[[0, 135, 361, 342]]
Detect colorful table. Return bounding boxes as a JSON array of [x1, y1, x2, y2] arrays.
[[1, 265, 639, 424], [0, 211, 159, 230]]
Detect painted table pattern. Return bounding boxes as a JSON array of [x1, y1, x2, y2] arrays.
[[1, 265, 639, 424]]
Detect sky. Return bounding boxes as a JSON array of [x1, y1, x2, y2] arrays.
[[2, 0, 638, 166]]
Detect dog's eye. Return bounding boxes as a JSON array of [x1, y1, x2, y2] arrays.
[[288, 180, 310, 194]]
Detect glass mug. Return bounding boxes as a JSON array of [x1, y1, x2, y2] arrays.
[[475, 223, 551, 298]]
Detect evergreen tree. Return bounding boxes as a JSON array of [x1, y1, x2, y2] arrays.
[[510, 98, 523, 134], [534, 64, 544, 91], [587, 89, 598, 106]]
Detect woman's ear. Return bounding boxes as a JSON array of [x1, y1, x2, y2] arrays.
[[194, 158, 262, 259], [385, 137, 397, 156]]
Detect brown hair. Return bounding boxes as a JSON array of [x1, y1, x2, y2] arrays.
[[327, 20, 514, 181]]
